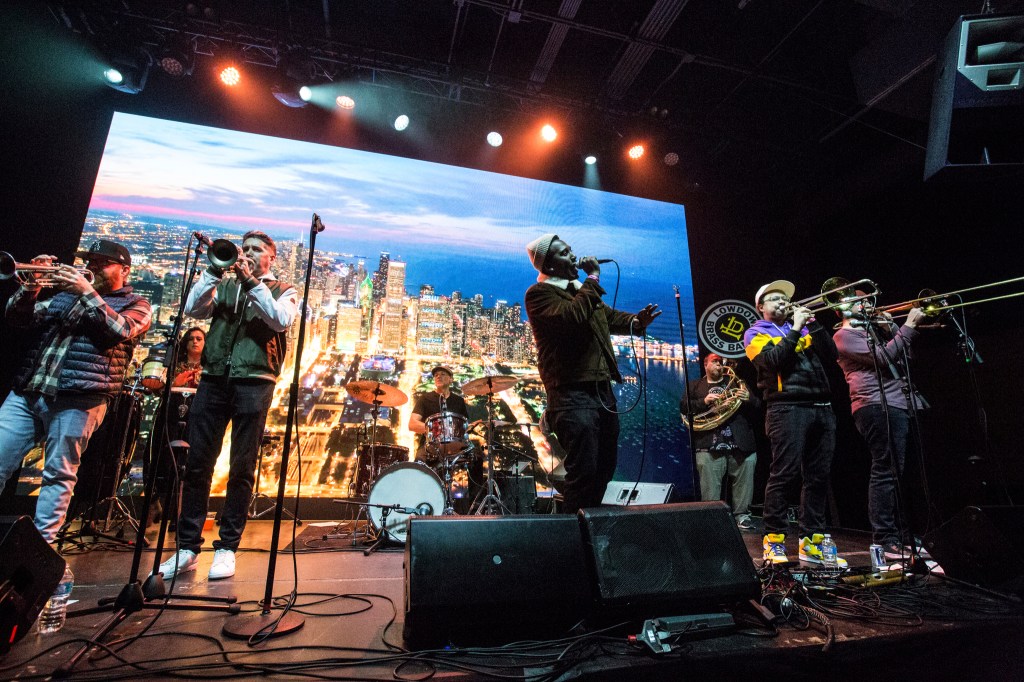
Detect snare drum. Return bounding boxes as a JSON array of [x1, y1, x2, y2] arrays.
[[424, 411, 469, 462], [367, 461, 444, 543], [353, 443, 409, 498]]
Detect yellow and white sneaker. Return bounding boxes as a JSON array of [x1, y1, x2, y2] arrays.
[[763, 533, 789, 564], [799, 534, 849, 568]]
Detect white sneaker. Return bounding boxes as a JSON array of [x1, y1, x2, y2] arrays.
[[156, 549, 198, 579], [208, 549, 236, 580]]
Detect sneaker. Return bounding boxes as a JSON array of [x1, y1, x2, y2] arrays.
[[156, 549, 198, 579], [736, 514, 755, 531], [208, 549, 236, 580], [883, 542, 931, 561], [763, 533, 789, 564], [799, 534, 849, 568]]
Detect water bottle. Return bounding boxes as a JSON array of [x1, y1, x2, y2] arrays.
[[821, 534, 839, 573], [37, 564, 74, 634]]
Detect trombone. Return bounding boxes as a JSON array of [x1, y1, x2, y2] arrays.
[[879, 276, 1024, 320], [787, 277, 880, 315], [0, 251, 94, 288]]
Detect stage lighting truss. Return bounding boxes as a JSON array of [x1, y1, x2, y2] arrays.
[[272, 47, 318, 108], [101, 44, 153, 95]]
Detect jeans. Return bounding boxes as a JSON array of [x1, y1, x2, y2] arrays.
[[696, 449, 757, 517], [853, 404, 910, 545], [762, 403, 836, 537], [176, 378, 274, 554], [0, 391, 109, 542], [546, 382, 619, 514]]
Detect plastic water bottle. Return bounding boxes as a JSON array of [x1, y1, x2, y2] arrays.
[[37, 565, 74, 634], [821, 534, 839, 573]]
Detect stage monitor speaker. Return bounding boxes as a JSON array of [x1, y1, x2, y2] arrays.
[[579, 501, 760, 618], [404, 515, 591, 648], [923, 505, 1024, 595], [924, 13, 1024, 181], [0, 516, 66, 654], [602, 481, 674, 506]]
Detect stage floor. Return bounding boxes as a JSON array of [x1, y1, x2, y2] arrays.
[[3, 516, 1023, 681]]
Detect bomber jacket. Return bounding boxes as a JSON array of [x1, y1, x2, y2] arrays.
[[524, 277, 638, 392], [185, 269, 298, 382], [742, 318, 836, 403]]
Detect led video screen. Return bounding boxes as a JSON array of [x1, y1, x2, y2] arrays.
[[18, 111, 698, 509]]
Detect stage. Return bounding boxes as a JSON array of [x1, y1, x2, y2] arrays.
[[2, 518, 1023, 681]]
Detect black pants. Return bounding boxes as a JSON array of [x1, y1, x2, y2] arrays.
[[546, 382, 619, 515], [176, 378, 274, 554], [853, 404, 911, 545], [762, 403, 836, 537]]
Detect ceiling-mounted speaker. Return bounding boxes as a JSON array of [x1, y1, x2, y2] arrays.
[[924, 13, 1024, 181]]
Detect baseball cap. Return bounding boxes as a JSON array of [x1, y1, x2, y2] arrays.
[[430, 365, 453, 378], [754, 280, 795, 306], [75, 239, 131, 266]]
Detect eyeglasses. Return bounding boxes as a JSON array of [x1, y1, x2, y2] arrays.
[[762, 295, 790, 304]]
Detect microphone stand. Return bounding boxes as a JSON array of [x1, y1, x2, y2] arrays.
[[673, 285, 698, 500], [222, 212, 325, 639], [59, 239, 238, 677]]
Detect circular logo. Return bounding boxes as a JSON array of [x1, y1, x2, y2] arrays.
[[698, 299, 760, 358]]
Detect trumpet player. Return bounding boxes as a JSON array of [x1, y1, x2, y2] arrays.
[[0, 239, 151, 543], [680, 353, 761, 530], [834, 298, 929, 561], [157, 230, 297, 581], [744, 280, 846, 568]]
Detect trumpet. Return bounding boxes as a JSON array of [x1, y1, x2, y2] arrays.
[[208, 239, 254, 273], [0, 251, 94, 288]]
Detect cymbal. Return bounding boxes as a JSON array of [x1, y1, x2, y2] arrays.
[[460, 374, 528, 396], [344, 380, 409, 407]]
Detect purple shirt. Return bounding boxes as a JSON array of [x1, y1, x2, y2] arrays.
[[834, 323, 919, 413]]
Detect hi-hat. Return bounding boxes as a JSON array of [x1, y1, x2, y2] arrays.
[[461, 374, 528, 396], [344, 380, 408, 407]]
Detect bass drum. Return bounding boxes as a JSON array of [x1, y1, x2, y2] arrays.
[[367, 461, 445, 544]]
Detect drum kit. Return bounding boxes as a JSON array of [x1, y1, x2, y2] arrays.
[[337, 372, 535, 552]]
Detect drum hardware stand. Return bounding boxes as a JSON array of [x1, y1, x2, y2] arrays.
[[56, 237, 240, 678], [323, 402, 385, 544], [248, 433, 301, 524], [472, 385, 507, 515]]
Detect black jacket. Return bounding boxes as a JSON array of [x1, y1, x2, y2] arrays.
[[681, 375, 761, 452]]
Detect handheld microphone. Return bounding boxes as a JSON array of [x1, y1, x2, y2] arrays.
[[597, 258, 613, 264], [312, 213, 326, 233], [192, 231, 214, 248]]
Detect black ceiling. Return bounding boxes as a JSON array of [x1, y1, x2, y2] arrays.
[[32, 0, 1024, 202]]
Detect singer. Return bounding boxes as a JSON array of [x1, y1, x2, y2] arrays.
[[834, 299, 928, 561], [524, 234, 660, 514], [156, 231, 297, 581], [744, 280, 847, 568]]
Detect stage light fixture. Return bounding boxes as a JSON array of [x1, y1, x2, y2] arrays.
[[100, 45, 152, 94], [272, 47, 317, 108], [394, 115, 410, 131], [336, 95, 356, 109], [220, 65, 241, 86], [585, 155, 597, 165], [664, 152, 680, 166], [541, 124, 558, 142], [628, 144, 645, 160], [157, 35, 194, 78], [487, 131, 503, 147]]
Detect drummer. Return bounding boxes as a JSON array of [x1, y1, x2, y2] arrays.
[[407, 365, 470, 462], [171, 327, 205, 389]]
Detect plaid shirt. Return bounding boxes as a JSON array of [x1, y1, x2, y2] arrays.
[[7, 286, 152, 397]]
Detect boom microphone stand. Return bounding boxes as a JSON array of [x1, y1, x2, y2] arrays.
[[674, 285, 699, 500], [58, 237, 238, 676], [222, 212, 326, 639]]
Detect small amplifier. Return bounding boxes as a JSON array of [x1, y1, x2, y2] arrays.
[[602, 481, 674, 506]]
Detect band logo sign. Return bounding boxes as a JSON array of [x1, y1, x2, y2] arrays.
[[698, 300, 760, 358]]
